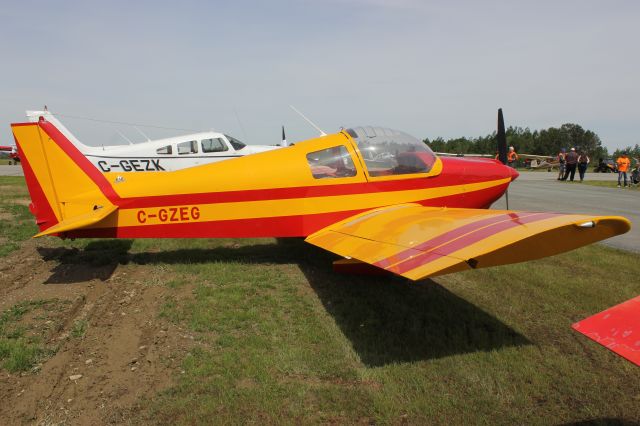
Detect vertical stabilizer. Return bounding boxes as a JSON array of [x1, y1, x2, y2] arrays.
[[11, 116, 116, 234], [26, 110, 89, 149]]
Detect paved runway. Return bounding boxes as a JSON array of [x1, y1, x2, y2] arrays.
[[0, 164, 24, 176], [492, 171, 638, 252], [0, 165, 636, 251]]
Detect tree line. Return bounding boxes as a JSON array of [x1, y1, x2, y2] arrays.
[[423, 123, 613, 160], [612, 144, 640, 159]]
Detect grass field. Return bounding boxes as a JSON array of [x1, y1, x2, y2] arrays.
[[0, 176, 37, 256], [581, 180, 639, 190], [1, 176, 639, 424]]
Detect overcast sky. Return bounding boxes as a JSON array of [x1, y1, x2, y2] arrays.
[[1, 0, 639, 150]]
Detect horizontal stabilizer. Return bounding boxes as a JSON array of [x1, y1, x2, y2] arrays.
[[305, 204, 631, 281], [34, 204, 118, 238], [573, 296, 640, 367]]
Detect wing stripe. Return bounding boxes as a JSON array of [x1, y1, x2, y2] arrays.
[[388, 212, 559, 274], [374, 211, 550, 268]]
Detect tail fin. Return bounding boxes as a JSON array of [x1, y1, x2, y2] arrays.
[[26, 110, 90, 149], [11, 115, 118, 236]]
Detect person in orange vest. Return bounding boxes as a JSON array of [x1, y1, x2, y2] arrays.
[[507, 146, 519, 168], [616, 152, 631, 187]]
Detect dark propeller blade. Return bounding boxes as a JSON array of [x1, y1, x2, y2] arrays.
[[497, 108, 507, 165]]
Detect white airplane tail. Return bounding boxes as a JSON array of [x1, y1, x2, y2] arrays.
[[26, 110, 89, 149]]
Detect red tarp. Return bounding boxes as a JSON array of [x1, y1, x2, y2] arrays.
[[573, 295, 640, 366]]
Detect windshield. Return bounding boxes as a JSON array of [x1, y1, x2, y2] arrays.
[[225, 134, 247, 151], [346, 127, 436, 177]]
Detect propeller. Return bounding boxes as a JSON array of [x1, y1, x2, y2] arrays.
[[497, 108, 510, 209], [281, 125, 288, 147], [497, 108, 507, 165]]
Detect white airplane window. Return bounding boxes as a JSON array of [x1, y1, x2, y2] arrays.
[[201, 138, 229, 153], [225, 134, 246, 151], [346, 127, 436, 177], [177, 140, 198, 155], [156, 145, 172, 155], [307, 146, 357, 179]]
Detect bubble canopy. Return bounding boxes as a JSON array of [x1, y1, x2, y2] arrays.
[[345, 126, 437, 177]]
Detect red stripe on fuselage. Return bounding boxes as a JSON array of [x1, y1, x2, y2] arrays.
[[116, 157, 507, 209], [65, 209, 369, 239], [63, 183, 513, 240], [120, 177, 466, 208], [389, 212, 560, 274], [116, 157, 504, 208]]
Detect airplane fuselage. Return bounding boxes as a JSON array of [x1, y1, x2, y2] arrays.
[[25, 110, 279, 172], [14, 120, 518, 239]]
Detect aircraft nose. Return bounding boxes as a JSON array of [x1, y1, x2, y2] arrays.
[[509, 166, 519, 182]]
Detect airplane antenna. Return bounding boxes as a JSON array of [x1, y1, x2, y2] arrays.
[[281, 125, 288, 147], [289, 105, 326, 136], [133, 126, 151, 142], [233, 107, 249, 141], [116, 130, 135, 145]]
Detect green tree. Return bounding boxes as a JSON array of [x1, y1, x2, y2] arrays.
[[424, 123, 608, 161]]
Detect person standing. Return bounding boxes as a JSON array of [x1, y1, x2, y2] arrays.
[[557, 148, 566, 180], [577, 151, 590, 182], [507, 146, 519, 168], [616, 152, 631, 187], [631, 157, 640, 187], [562, 147, 578, 181]]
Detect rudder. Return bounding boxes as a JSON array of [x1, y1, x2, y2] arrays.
[[11, 116, 117, 234]]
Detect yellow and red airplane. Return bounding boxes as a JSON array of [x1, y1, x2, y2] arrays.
[[10, 110, 639, 366], [11, 110, 631, 278]]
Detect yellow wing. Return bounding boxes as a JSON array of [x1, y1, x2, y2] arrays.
[[305, 204, 631, 281]]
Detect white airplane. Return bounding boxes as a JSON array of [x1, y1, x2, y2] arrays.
[[25, 110, 280, 172]]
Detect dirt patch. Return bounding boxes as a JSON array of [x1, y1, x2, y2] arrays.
[[0, 185, 26, 194], [10, 198, 31, 207], [0, 240, 196, 425], [0, 184, 19, 189]]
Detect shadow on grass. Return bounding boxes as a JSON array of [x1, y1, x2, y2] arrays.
[[277, 238, 530, 366], [36, 238, 529, 365], [38, 240, 134, 284], [37, 239, 300, 284]]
